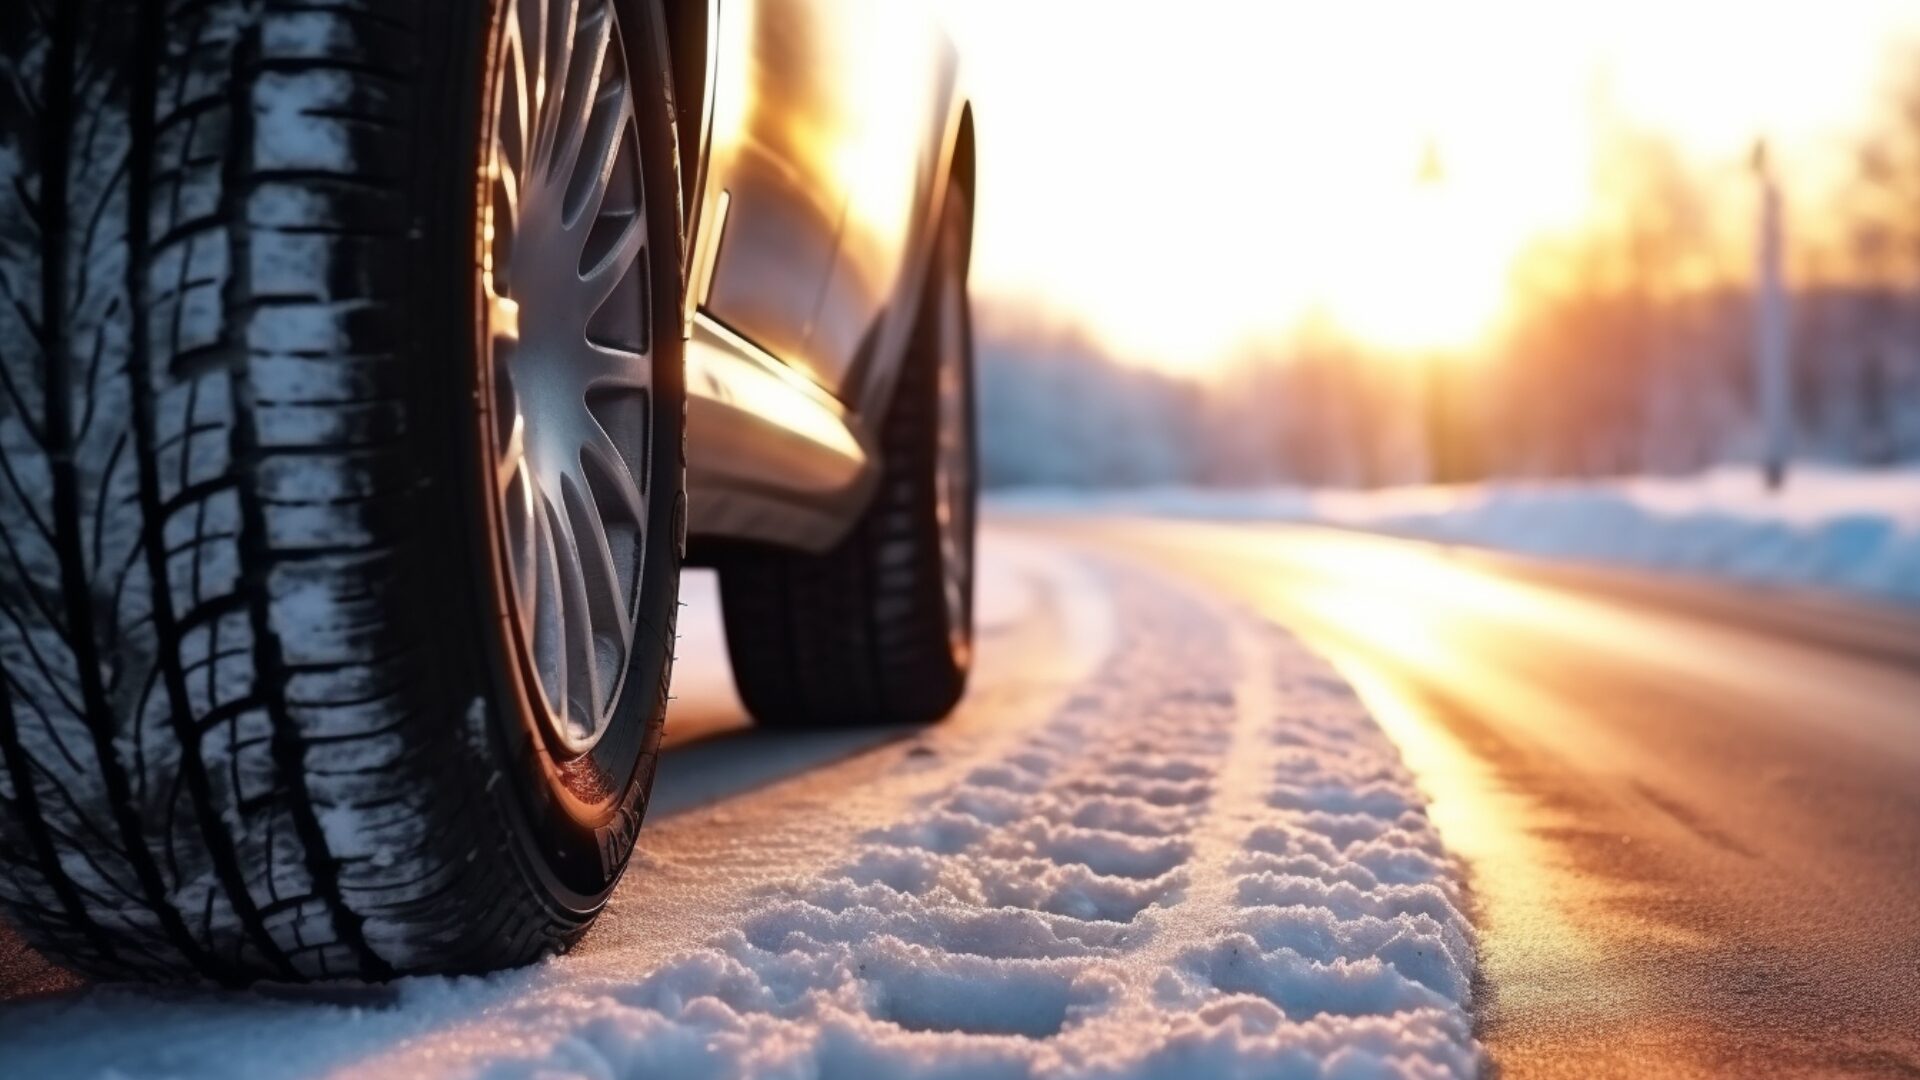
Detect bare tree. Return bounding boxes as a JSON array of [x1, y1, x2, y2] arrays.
[[1840, 43, 1920, 461]]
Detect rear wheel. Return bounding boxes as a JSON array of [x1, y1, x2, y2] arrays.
[[0, 0, 684, 982], [718, 187, 977, 730]]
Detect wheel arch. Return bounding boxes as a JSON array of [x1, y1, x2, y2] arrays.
[[949, 101, 977, 264], [846, 82, 976, 431]]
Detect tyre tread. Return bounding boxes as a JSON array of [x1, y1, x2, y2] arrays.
[[0, 0, 597, 982]]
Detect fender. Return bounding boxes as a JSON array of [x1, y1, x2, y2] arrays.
[[847, 77, 975, 425]]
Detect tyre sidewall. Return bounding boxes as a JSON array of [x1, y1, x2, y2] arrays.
[[940, 187, 978, 672], [427, 0, 686, 918]]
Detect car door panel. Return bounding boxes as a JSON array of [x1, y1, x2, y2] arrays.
[[699, 0, 848, 369], [794, 2, 953, 398], [699, 1, 956, 396]]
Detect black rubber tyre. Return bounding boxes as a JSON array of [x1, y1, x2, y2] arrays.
[[717, 187, 977, 730], [0, 0, 685, 983]]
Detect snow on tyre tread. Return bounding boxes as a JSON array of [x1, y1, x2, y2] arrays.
[[0, 0, 576, 984]]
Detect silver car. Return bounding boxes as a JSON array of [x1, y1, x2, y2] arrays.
[[0, 0, 975, 981]]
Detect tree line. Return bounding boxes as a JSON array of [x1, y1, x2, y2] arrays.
[[981, 46, 1920, 489]]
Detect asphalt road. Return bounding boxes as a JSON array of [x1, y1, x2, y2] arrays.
[[1030, 516, 1920, 1079], [4, 518, 1918, 1078]]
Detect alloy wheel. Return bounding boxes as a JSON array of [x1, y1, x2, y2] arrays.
[[483, 0, 655, 757]]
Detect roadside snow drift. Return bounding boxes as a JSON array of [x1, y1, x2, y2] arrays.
[[0, 553, 1479, 1079], [998, 466, 1920, 604]]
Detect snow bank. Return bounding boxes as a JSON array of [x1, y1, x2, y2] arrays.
[[0, 565, 1479, 1079], [996, 466, 1920, 604]]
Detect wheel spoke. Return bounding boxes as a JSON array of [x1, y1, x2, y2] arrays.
[[565, 82, 632, 231], [531, 496, 568, 721], [497, 410, 526, 491], [534, 0, 580, 169], [504, 468, 539, 621], [575, 338, 649, 390], [493, 143, 522, 227], [489, 292, 521, 345], [503, 7, 532, 170], [544, 491, 601, 729], [551, 5, 614, 193], [563, 468, 635, 660], [581, 208, 646, 310], [519, 0, 551, 159], [581, 419, 648, 527]]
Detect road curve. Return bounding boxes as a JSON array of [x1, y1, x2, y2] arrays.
[[3, 516, 1916, 1079], [1027, 515, 1920, 1079]]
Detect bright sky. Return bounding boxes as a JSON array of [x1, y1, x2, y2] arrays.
[[934, 0, 1920, 372]]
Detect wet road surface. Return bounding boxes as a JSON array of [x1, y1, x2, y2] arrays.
[[1042, 517, 1920, 1078]]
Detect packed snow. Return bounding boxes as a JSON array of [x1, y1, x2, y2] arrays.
[[995, 466, 1920, 605], [0, 539, 1480, 1079]]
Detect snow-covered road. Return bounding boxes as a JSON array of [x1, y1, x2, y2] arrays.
[[0, 535, 1481, 1079]]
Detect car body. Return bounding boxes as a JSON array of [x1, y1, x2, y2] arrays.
[[672, 0, 975, 552]]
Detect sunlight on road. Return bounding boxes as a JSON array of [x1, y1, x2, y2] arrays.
[[1313, 650, 1692, 1075], [1038, 516, 1920, 1077], [1324, 655, 1610, 976], [1111, 527, 1683, 1066]]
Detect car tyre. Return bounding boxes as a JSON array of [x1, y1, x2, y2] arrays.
[[718, 186, 977, 731], [0, 0, 685, 982]]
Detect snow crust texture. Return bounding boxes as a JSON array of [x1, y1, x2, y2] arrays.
[[508, 597, 1474, 1077], [0, 568, 1478, 1078]]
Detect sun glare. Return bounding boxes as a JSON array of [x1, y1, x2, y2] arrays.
[[935, 0, 1920, 373]]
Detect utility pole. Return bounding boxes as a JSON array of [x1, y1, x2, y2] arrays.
[[1752, 140, 1792, 491], [1417, 139, 1453, 484]]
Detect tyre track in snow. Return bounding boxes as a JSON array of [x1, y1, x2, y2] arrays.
[[0, 532, 1481, 1078]]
